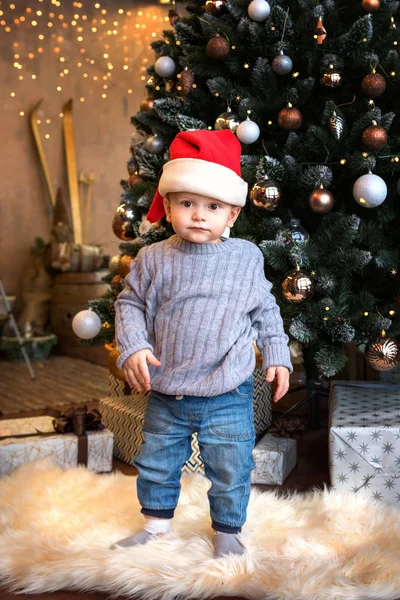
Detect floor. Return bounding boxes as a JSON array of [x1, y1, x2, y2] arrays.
[[0, 356, 109, 415], [0, 355, 330, 600]]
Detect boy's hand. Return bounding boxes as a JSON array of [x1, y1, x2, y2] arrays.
[[265, 366, 290, 403], [123, 349, 161, 392]]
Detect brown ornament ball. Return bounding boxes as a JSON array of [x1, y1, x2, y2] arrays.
[[118, 254, 135, 279], [278, 106, 303, 131], [250, 178, 282, 211], [206, 35, 230, 60], [127, 172, 143, 187], [139, 97, 154, 113], [204, 0, 226, 16], [282, 268, 314, 303], [365, 333, 400, 371], [361, 72, 386, 98], [168, 7, 179, 25], [106, 344, 126, 381], [361, 0, 380, 12], [309, 186, 335, 214], [361, 123, 388, 150]]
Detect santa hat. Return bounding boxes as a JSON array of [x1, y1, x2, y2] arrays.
[[146, 129, 248, 223]]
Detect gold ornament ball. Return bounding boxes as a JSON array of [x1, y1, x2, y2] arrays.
[[278, 106, 303, 131], [118, 255, 135, 279], [365, 333, 400, 371], [139, 98, 154, 113], [106, 344, 126, 381], [282, 268, 314, 303], [110, 274, 123, 293], [321, 67, 342, 88], [361, 124, 388, 150], [112, 203, 140, 241], [204, 0, 226, 15], [309, 187, 335, 214], [250, 178, 282, 211], [214, 110, 240, 132], [361, 72, 386, 98], [206, 35, 230, 60], [362, 0, 380, 12]]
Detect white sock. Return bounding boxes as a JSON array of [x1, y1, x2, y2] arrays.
[[144, 518, 171, 535]]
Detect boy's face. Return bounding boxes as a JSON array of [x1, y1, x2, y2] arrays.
[[164, 192, 241, 244]]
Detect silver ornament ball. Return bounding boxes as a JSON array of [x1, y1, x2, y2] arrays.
[[154, 56, 176, 78], [276, 218, 309, 245], [72, 309, 102, 340], [272, 54, 293, 75], [247, 0, 270, 21], [214, 109, 240, 132], [353, 173, 387, 208], [236, 119, 260, 144], [145, 134, 164, 154]]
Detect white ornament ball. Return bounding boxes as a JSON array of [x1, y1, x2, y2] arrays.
[[72, 309, 102, 340], [154, 56, 176, 78], [353, 173, 387, 208], [236, 119, 260, 144], [247, 0, 270, 21]]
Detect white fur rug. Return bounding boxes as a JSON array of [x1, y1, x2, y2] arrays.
[[1, 460, 400, 599]]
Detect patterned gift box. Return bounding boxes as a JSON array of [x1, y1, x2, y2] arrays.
[[250, 433, 297, 485], [0, 416, 114, 476], [329, 381, 400, 505], [103, 368, 272, 471]]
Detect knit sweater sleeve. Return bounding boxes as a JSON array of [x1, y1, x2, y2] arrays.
[[251, 253, 293, 373], [114, 248, 154, 368]]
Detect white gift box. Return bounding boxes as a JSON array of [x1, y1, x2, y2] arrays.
[[251, 433, 297, 485], [329, 381, 400, 505], [0, 416, 114, 476]]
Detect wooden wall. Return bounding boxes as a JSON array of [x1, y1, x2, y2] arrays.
[[0, 0, 168, 305]]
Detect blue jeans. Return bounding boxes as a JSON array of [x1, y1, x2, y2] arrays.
[[133, 376, 255, 534]]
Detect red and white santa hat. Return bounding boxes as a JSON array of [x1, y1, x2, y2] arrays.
[[146, 129, 248, 223]]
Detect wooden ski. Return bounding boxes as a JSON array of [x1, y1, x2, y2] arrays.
[[29, 99, 55, 214], [62, 99, 82, 244]]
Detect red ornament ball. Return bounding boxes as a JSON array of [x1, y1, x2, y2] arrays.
[[361, 72, 386, 98], [206, 35, 230, 60], [361, 123, 388, 150], [278, 106, 303, 131]]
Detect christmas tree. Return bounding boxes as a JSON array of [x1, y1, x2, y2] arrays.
[[84, 0, 400, 380]]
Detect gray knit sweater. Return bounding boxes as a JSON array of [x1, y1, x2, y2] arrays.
[[115, 234, 292, 397]]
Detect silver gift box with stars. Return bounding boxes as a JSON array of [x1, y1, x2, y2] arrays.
[[329, 381, 400, 505]]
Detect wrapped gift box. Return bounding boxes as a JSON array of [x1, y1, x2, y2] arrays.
[[100, 394, 148, 465], [250, 433, 297, 485], [0, 416, 114, 476], [329, 381, 400, 505]]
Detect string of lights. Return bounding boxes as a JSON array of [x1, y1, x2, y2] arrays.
[[1, 0, 170, 124]]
